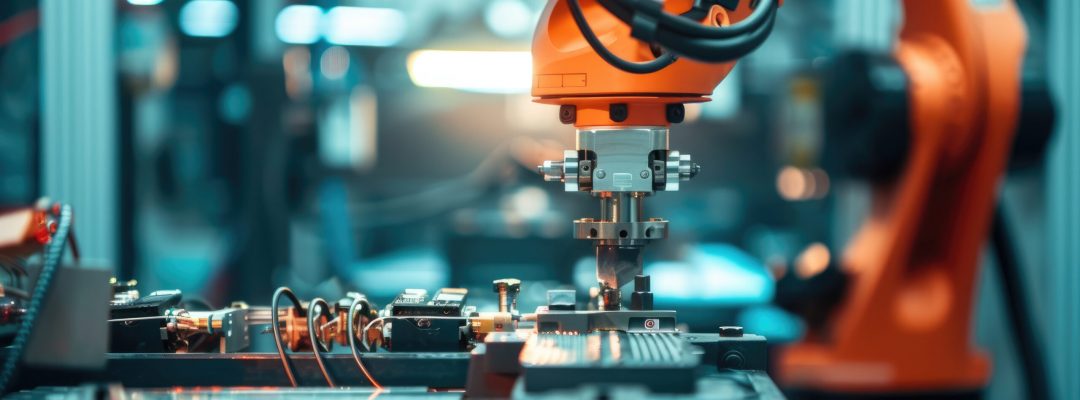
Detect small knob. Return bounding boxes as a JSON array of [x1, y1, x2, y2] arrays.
[[492, 278, 521, 293], [538, 160, 565, 182], [719, 325, 744, 337], [634, 275, 650, 292], [630, 275, 653, 311], [678, 154, 699, 181]]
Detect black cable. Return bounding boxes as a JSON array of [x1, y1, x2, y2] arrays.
[[306, 298, 336, 387], [567, 0, 678, 74], [990, 205, 1049, 400], [347, 299, 382, 389], [603, 0, 778, 39], [271, 287, 305, 387], [0, 204, 72, 394], [652, 4, 776, 62]]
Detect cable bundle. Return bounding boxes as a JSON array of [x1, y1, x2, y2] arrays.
[[270, 287, 382, 389], [568, 0, 779, 74]]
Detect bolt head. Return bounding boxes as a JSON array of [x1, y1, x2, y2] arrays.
[[640, 170, 650, 179], [666, 103, 685, 123], [493, 278, 521, 292], [609, 103, 628, 122], [596, 169, 606, 179], [559, 105, 576, 124]]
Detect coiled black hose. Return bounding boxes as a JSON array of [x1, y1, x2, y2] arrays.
[[270, 287, 305, 387], [306, 298, 336, 387]]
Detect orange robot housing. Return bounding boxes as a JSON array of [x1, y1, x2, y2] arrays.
[[778, 0, 1027, 395], [531, 0, 760, 127]]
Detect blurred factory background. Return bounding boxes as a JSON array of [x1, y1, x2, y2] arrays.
[[0, 0, 1075, 398]]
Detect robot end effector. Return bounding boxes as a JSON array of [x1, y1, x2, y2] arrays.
[[537, 128, 700, 309], [532, 0, 778, 309]]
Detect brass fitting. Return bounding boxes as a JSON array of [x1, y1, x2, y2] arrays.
[[470, 311, 514, 339], [492, 278, 521, 314]]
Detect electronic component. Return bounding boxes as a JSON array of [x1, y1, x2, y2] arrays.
[[386, 288, 470, 352], [390, 288, 468, 317], [469, 312, 514, 339], [109, 290, 183, 353], [109, 289, 250, 354]]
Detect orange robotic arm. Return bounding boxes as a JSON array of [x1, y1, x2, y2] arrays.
[[535, 0, 1034, 395], [532, 0, 775, 127], [778, 0, 1029, 396], [532, 0, 782, 308]]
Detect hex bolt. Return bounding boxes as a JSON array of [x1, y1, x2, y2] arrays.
[[492, 278, 521, 313], [595, 169, 607, 179], [609, 103, 628, 122], [559, 105, 576, 124], [666, 103, 685, 123]]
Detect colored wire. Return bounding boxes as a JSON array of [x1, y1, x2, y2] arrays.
[[306, 298, 336, 387], [0, 204, 72, 394], [271, 286, 305, 387], [347, 299, 382, 389], [107, 316, 173, 323], [566, 0, 678, 74]]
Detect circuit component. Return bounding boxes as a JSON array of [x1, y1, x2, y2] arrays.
[[386, 288, 470, 352]]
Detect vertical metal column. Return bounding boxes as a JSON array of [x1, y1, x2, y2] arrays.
[[41, 0, 117, 265], [1048, 0, 1079, 398]]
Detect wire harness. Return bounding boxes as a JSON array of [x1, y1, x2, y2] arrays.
[[568, 0, 779, 73]]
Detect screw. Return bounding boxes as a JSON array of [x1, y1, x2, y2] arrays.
[[666, 103, 685, 123], [609, 103, 628, 122], [559, 105, 576, 124], [493, 278, 522, 313], [596, 169, 607, 179], [640, 170, 650, 179]]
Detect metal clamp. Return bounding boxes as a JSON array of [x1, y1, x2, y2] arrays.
[[573, 218, 668, 246]]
